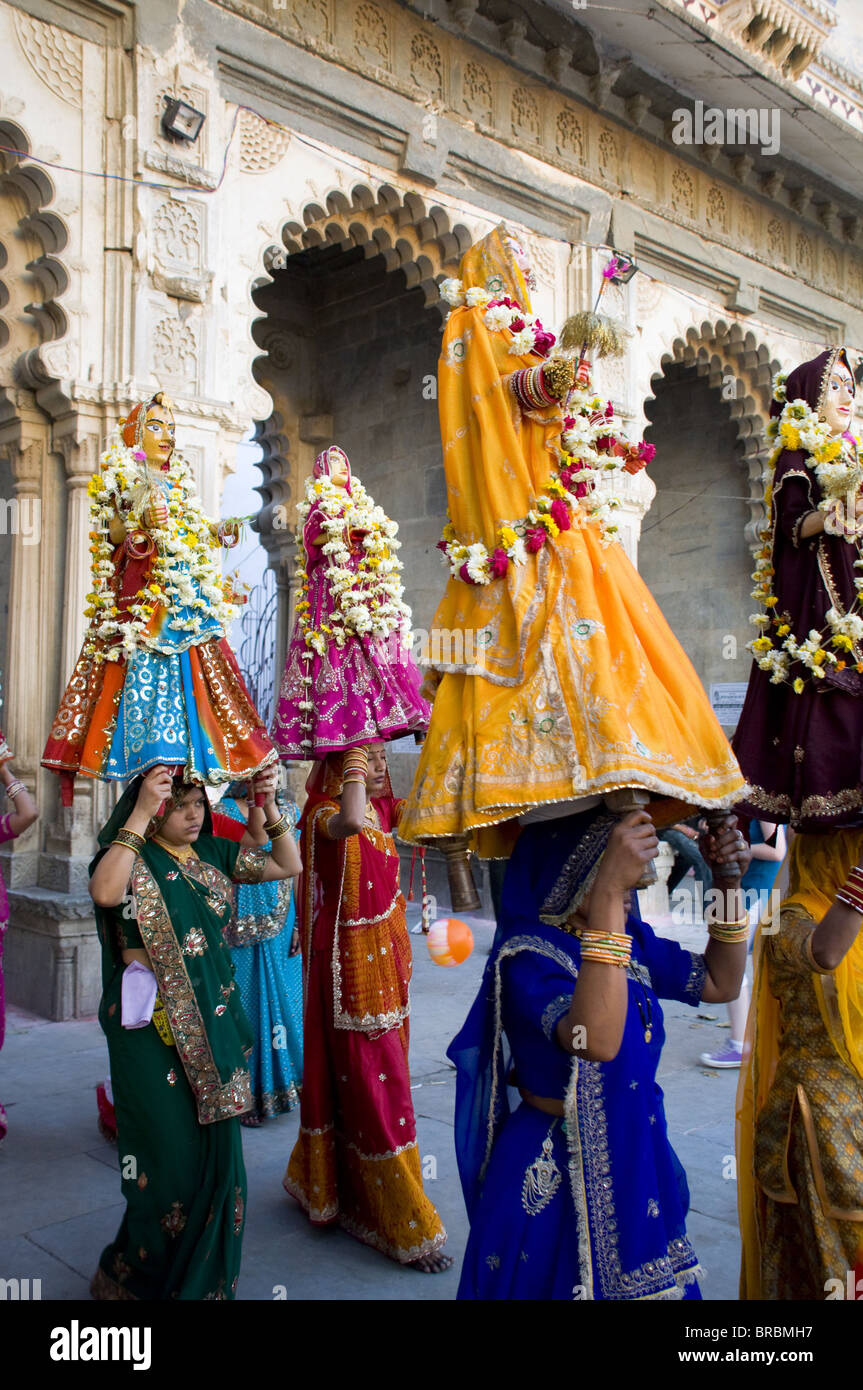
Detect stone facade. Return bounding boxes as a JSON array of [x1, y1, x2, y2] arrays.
[[0, 0, 861, 1015]]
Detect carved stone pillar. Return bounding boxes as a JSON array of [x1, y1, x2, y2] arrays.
[[1, 428, 46, 887], [56, 431, 100, 686]]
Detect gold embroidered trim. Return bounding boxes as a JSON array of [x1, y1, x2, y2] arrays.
[[130, 857, 252, 1124], [232, 846, 268, 883], [744, 783, 863, 820]]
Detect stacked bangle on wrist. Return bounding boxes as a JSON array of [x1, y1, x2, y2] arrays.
[[342, 747, 369, 788], [511, 364, 557, 411], [706, 917, 750, 944], [263, 813, 290, 840], [835, 865, 863, 914], [577, 928, 633, 969], [5, 780, 26, 801], [112, 827, 146, 854]]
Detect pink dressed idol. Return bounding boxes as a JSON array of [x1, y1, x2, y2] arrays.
[[271, 446, 430, 759]]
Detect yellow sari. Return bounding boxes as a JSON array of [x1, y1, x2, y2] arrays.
[[399, 227, 745, 856], [737, 831, 863, 1298]]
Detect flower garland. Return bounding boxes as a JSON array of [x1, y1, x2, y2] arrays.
[[438, 278, 557, 357], [748, 376, 863, 690], [84, 430, 238, 665], [437, 380, 655, 585], [294, 473, 413, 659]]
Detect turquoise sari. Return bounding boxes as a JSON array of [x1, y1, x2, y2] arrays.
[[221, 797, 302, 1118]]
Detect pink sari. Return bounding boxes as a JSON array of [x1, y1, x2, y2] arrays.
[[271, 447, 429, 759]]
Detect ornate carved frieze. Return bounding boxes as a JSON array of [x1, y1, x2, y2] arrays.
[[202, 0, 863, 316]]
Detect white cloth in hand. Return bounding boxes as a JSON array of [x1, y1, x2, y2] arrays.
[[121, 959, 158, 1029]]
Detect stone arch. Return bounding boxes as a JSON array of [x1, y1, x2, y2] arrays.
[[260, 182, 473, 311], [0, 118, 72, 394], [647, 318, 782, 550], [638, 317, 783, 693], [244, 181, 478, 685]]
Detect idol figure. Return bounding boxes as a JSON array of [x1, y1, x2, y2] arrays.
[[271, 445, 428, 759], [43, 392, 275, 802]]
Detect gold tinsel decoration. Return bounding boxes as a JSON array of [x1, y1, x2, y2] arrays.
[[558, 311, 627, 359]]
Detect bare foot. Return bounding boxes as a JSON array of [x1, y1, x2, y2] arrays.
[[240, 1112, 263, 1128], [409, 1249, 454, 1274]]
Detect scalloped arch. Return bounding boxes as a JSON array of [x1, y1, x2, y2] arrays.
[[647, 318, 783, 550], [0, 117, 72, 391], [263, 182, 474, 311], [248, 183, 477, 546]]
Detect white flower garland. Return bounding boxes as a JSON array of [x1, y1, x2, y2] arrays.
[[438, 277, 550, 357], [294, 473, 413, 659], [84, 433, 237, 665]]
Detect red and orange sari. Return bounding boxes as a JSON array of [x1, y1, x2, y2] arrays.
[[284, 754, 445, 1262]]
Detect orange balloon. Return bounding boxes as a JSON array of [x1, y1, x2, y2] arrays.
[[426, 917, 474, 967]]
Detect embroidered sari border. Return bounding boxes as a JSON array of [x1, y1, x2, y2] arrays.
[[131, 858, 252, 1125]]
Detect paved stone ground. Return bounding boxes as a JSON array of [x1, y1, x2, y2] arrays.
[[0, 891, 743, 1301]]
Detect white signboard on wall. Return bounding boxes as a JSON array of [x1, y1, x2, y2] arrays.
[[709, 682, 748, 728]]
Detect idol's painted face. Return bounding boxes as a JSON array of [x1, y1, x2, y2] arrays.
[[160, 788, 206, 844], [821, 362, 854, 438], [326, 449, 349, 489], [142, 405, 176, 466]]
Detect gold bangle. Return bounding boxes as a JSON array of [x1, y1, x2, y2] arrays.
[[5, 780, 26, 800], [341, 773, 367, 786], [112, 828, 146, 853], [707, 924, 749, 944], [581, 948, 631, 968], [267, 820, 291, 840]]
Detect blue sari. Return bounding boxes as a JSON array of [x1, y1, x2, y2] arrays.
[[450, 812, 707, 1301], [221, 798, 302, 1118]]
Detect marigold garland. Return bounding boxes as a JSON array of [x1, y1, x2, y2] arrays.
[[747, 377, 863, 690]]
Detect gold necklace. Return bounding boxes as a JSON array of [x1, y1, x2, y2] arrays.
[[151, 834, 198, 864]]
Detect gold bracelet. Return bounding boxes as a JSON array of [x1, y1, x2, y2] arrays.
[[5, 780, 26, 800], [341, 773, 367, 787], [267, 820, 291, 840], [707, 923, 750, 944], [343, 748, 369, 772], [112, 827, 146, 853], [581, 947, 631, 968]]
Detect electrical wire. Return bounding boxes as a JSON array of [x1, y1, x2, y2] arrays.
[[1, 95, 860, 363]]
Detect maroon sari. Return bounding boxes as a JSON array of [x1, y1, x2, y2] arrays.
[[733, 348, 863, 829], [283, 753, 445, 1261]]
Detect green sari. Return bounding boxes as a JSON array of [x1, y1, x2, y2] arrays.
[[91, 783, 267, 1301]]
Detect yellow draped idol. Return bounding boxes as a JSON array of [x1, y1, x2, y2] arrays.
[[398, 227, 745, 856]]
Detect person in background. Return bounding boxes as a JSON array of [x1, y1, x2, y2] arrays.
[[701, 819, 786, 1069], [0, 754, 38, 1143], [219, 781, 303, 1127], [660, 818, 713, 905]]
